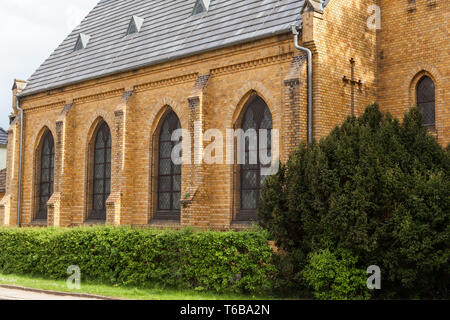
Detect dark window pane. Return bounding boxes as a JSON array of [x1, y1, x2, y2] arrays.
[[105, 179, 111, 194], [38, 131, 55, 220], [41, 169, 50, 181], [105, 164, 111, 178], [160, 122, 171, 141], [159, 193, 171, 210], [42, 155, 50, 168], [159, 176, 172, 192], [239, 96, 273, 220], [40, 196, 48, 205], [40, 183, 49, 196], [95, 149, 104, 163], [417, 76, 436, 127], [160, 142, 172, 158], [49, 157, 54, 170], [417, 77, 435, 103], [243, 109, 256, 131], [260, 108, 273, 130], [419, 102, 436, 126], [242, 171, 257, 189], [157, 111, 182, 218], [90, 122, 111, 220], [94, 179, 104, 194], [173, 175, 181, 192], [95, 131, 104, 148], [173, 192, 181, 210], [95, 164, 104, 178], [159, 159, 172, 175], [94, 195, 104, 211], [241, 190, 257, 210]]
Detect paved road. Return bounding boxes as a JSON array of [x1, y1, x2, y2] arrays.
[[0, 286, 104, 300]]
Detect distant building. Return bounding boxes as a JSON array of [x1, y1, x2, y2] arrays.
[[0, 128, 7, 170]]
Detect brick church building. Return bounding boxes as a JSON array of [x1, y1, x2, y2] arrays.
[[1, 0, 448, 228]]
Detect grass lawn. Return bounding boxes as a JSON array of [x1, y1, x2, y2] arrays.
[[0, 273, 276, 300]]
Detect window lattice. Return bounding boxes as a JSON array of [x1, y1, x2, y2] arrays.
[[90, 122, 111, 220], [238, 96, 273, 221], [37, 131, 55, 220], [156, 111, 182, 221], [417, 76, 436, 127]]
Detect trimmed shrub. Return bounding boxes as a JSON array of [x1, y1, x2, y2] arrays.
[[259, 105, 450, 299], [0, 227, 276, 294], [303, 249, 371, 300]]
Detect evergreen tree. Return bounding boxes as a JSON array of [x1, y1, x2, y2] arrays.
[[260, 104, 450, 298]]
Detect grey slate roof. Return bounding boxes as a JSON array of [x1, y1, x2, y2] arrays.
[[0, 128, 7, 146], [20, 0, 306, 97]]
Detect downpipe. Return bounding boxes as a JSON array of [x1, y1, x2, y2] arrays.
[[291, 25, 313, 145], [15, 95, 23, 227]]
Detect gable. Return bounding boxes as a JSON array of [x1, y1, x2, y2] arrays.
[[20, 0, 306, 97]]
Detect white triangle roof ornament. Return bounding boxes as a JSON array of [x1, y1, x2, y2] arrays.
[[74, 33, 91, 51], [202, 0, 211, 10], [301, 0, 324, 14], [193, 0, 211, 15], [127, 15, 145, 35]]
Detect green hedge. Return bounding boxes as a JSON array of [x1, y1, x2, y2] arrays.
[[0, 227, 276, 294]]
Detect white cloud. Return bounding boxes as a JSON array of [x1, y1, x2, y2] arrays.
[[0, 0, 97, 130]]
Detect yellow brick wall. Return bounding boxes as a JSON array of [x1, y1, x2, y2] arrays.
[[6, 35, 306, 228], [2, 0, 447, 228], [377, 0, 449, 146], [307, 0, 378, 140]]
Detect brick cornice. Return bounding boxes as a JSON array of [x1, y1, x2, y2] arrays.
[[74, 89, 125, 105], [25, 101, 66, 114], [210, 52, 293, 76], [135, 73, 198, 93]]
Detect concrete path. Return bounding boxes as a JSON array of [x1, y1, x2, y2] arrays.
[[0, 285, 107, 300]]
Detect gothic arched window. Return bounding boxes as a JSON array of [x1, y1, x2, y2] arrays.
[[416, 76, 436, 127], [155, 111, 182, 221], [238, 96, 273, 221], [36, 130, 55, 220], [90, 122, 111, 220]]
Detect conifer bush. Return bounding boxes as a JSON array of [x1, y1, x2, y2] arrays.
[[259, 105, 450, 299]]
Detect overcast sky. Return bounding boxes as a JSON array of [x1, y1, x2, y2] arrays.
[[0, 0, 98, 130]]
